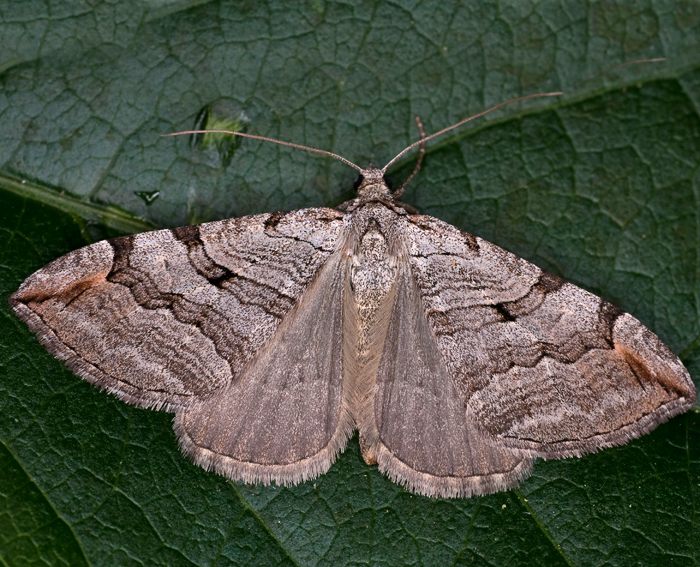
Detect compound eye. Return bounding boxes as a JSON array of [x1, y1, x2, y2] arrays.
[[352, 174, 365, 190]]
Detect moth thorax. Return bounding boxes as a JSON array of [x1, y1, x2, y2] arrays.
[[351, 227, 397, 357]]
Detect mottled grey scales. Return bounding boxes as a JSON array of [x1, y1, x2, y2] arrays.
[[11, 142, 696, 499]]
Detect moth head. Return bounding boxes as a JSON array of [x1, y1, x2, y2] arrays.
[[355, 168, 392, 201]]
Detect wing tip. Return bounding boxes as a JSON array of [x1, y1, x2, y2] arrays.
[[614, 313, 696, 400]]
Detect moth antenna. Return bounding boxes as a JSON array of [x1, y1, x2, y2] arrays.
[[165, 129, 364, 173], [381, 91, 563, 174], [392, 115, 427, 198]]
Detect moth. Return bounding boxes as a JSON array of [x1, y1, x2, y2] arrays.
[[11, 94, 696, 498]]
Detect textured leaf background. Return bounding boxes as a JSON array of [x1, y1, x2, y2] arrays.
[[1, 1, 699, 565]]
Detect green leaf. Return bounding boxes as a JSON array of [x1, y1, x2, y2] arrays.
[[2, 2, 699, 565]]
